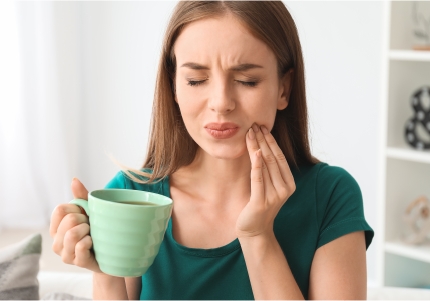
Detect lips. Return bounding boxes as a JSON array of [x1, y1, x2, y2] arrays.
[[204, 122, 240, 130], [204, 122, 240, 139]]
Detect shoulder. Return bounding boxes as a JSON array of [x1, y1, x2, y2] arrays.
[[308, 163, 373, 249], [314, 162, 362, 202], [315, 163, 360, 191], [293, 162, 358, 188], [297, 162, 363, 214], [104, 168, 168, 196]]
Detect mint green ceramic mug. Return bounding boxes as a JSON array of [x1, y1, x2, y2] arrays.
[[69, 189, 173, 277]]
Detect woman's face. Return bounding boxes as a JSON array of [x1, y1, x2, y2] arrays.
[[174, 13, 292, 160]]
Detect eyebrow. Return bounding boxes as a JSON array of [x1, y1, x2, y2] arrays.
[[180, 62, 264, 72]]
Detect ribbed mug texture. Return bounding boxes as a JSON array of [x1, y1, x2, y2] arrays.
[[71, 189, 173, 277]]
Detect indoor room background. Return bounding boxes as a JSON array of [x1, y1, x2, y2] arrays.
[[1, 0, 429, 290]]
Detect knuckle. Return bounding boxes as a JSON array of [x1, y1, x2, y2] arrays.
[[75, 239, 89, 253], [56, 204, 69, 216], [256, 136, 265, 144], [51, 241, 61, 255], [64, 228, 80, 244], [278, 186, 289, 198], [263, 153, 276, 164], [61, 250, 73, 265], [252, 171, 263, 183], [65, 213, 81, 226], [275, 152, 287, 162], [290, 182, 296, 193]]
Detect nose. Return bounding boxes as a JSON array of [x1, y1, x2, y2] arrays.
[[207, 77, 236, 115]]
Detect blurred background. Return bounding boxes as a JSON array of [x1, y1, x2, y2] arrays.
[[1, 0, 430, 290]]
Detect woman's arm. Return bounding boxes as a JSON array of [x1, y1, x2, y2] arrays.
[[92, 273, 142, 300], [240, 126, 367, 299], [93, 273, 129, 300], [240, 230, 367, 300], [239, 232, 304, 300], [125, 277, 142, 300], [308, 231, 367, 299]]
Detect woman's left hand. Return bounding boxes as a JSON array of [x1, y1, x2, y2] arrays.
[[236, 123, 296, 239]]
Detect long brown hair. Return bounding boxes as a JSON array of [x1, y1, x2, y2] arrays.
[[111, 1, 320, 184]]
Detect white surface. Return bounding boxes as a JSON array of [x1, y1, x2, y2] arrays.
[[389, 50, 430, 61], [385, 240, 430, 264], [386, 146, 430, 164], [368, 286, 430, 300], [38, 271, 93, 300]]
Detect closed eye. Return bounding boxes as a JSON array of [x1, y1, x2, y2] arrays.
[[187, 80, 258, 87]]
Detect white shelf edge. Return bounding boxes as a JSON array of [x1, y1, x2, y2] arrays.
[[389, 50, 430, 61], [386, 147, 430, 164], [385, 240, 430, 264]]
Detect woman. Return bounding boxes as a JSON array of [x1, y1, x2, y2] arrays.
[[50, 1, 374, 299]]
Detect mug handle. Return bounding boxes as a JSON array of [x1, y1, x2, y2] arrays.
[[69, 199, 90, 217]]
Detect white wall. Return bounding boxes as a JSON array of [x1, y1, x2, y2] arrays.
[[285, 1, 383, 285]]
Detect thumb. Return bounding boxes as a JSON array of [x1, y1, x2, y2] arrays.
[[71, 178, 89, 200]]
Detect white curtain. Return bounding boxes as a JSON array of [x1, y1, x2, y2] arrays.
[[0, 2, 82, 230], [0, 1, 175, 230]]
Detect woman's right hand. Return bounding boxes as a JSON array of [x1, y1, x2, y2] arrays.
[[50, 178, 103, 274]]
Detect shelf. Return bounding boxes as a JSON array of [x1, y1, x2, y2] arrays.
[[389, 50, 430, 62], [385, 240, 430, 264], [386, 146, 430, 164]]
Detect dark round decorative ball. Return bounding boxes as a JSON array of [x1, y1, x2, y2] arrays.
[[404, 86, 430, 150]]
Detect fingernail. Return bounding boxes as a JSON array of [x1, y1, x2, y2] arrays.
[[72, 177, 77, 183], [252, 124, 259, 133], [248, 128, 255, 139], [261, 125, 269, 135]]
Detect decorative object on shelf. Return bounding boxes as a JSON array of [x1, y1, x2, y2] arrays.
[[402, 195, 430, 245], [412, 2, 430, 51], [404, 86, 430, 150]]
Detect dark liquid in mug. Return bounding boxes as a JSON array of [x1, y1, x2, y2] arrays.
[[120, 200, 157, 206]]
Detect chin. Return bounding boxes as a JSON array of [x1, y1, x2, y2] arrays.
[[200, 142, 247, 160]]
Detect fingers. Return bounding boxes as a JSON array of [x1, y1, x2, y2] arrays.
[[71, 178, 89, 217], [71, 178, 89, 200], [62, 222, 90, 264], [52, 212, 89, 256], [246, 122, 295, 204], [252, 150, 265, 203], [259, 125, 295, 193], [253, 124, 285, 190], [50, 204, 82, 237], [74, 235, 101, 273]]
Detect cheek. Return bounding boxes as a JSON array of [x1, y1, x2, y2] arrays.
[[243, 88, 278, 127]]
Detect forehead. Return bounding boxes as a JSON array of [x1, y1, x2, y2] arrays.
[[174, 14, 276, 67]]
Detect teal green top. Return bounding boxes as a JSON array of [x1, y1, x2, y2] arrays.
[[104, 162, 374, 300]]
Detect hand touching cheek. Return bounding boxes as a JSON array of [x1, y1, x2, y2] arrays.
[[235, 123, 296, 238]]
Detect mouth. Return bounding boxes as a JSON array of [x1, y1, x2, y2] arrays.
[[204, 122, 240, 139]]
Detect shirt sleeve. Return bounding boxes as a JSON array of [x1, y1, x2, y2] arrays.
[[315, 163, 374, 250], [104, 171, 127, 189]]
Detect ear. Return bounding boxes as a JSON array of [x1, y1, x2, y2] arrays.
[[277, 69, 294, 110]]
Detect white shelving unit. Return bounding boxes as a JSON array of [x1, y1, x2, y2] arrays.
[[378, 1, 430, 289]]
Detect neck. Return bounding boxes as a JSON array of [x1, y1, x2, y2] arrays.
[[171, 147, 252, 206]]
